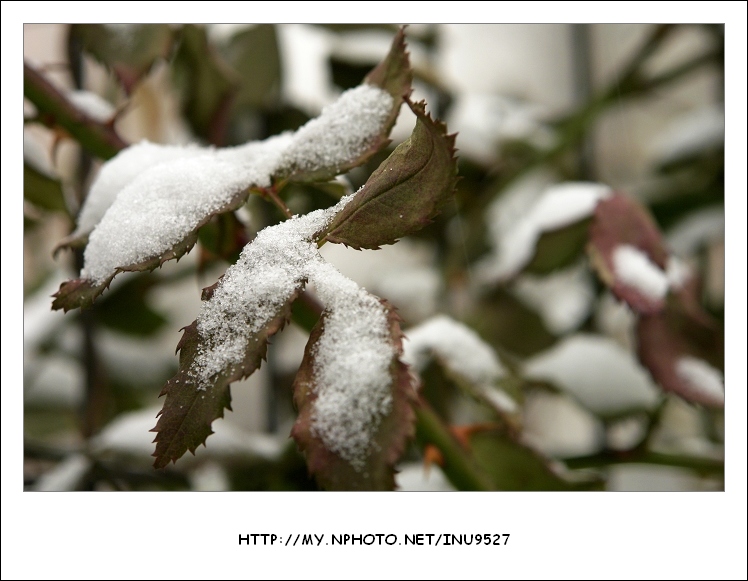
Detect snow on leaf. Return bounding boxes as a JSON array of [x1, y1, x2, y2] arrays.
[[291, 293, 416, 491], [151, 199, 348, 467], [52, 28, 413, 311], [151, 288, 297, 468], [477, 181, 613, 283], [402, 315, 519, 417], [587, 193, 670, 314], [524, 334, 661, 417], [636, 303, 724, 408], [320, 99, 458, 249]]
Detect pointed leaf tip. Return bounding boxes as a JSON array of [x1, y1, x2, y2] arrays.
[[319, 99, 458, 250]]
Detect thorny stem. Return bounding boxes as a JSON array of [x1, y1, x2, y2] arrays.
[[563, 449, 723, 476], [24, 61, 128, 160], [255, 184, 293, 219]]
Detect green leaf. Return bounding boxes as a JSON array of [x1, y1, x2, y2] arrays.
[[223, 24, 281, 110], [24, 163, 67, 214], [320, 99, 458, 249], [524, 218, 591, 275], [69, 24, 175, 93], [587, 193, 670, 314], [151, 291, 299, 469], [291, 301, 416, 490], [172, 24, 239, 144], [96, 274, 168, 337], [468, 427, 604, 490]]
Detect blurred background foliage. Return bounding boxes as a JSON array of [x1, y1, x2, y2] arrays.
[[23, 23, 724, 491]]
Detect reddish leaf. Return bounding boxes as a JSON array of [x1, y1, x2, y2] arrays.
[[291, 300, 417, 490], [151, 291, 299, 468], [587, 193, 670, 314], [320, 99, 458, 249], [636, 297, 724, 407]]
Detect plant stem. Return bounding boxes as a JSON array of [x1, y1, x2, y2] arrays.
[[414, 402, 495, 491], [24, 61, 127, 160], [563, 449, 723, 476]]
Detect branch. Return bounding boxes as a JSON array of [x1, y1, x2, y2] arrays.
[[24, 61, 128, 160]]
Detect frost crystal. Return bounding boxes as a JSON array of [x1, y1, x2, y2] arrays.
[[612, 244, 669, 301], [77, 84, 393, 283], [675, 357, 724, 407]]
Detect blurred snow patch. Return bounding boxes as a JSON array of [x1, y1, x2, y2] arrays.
[[511, 262, 595, 335], [24, 130, 56, 176], [189, 461, 231, 491], [612, 244, 669, 301], [447, 94, 554, 165], [608, 464, 719, 491], [277, 24, 336, 114], [91, 407, 285, 466], [33, 454, 92, 491], [594, 292, 636, 350], [478, 181, 612, 283], [67, 90, 115, 123], [395, 462, 455, 491], [25, 355, 84, 408], [522, 392, 605, 457], [524, 334, 661, 416], [649, 105, 724, 165], [24, 271, 71, 353], [666, 206, 724, 257]]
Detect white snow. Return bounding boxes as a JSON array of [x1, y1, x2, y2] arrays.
[[478, 181, 612, 282], [33, 454, 92, 492], [650, 105, 724, 165], [276, 84, 393, 175], [91, 407, 285, 464], [402, 315, 515, 413], [524, 334, 661, 416], [665, 255, 692, 290], [306, 258, 395, 471], [193, 197, 348, 384], [666, 206, 724, 257], [67, 90, 115, 122], [511, 261, 595, 335], [23, 130, 56, 176], [675, 356, 724, 407], [74, 140, 208, 238], [612, 244, 669, 301], [191, 192, 397, 471], [78, 84, 394, 283], [447, 93, 554, 165]]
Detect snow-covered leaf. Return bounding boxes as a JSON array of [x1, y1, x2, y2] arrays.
[[524, 334, 661, 417], [636, 305, 724, 407], [587, 193, 670, 314], [69, 24, 175, 93], [478, 181, 612, 282], [151, 286, 295, 469], [402, 315, 518, 418], [291, 297, 416, 490], [320, 99, 458, 249], [53, 29, 413, 311]]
